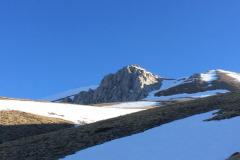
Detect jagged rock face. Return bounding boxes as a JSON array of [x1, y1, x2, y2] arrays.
[[155, 70, 240, 97], [227, 152, 240, 160], [73, 89, 95, 104], [73, 65, 162, 104]]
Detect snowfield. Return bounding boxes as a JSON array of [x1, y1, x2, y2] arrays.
[[146, 89, 229, 101], [218, 69, 240, 82], [145, 79, 185, 100], [200, 70, 218, 82], [0, 99, 144, 124], [63, 111, 240, 160], [104, 101, 159, 109]]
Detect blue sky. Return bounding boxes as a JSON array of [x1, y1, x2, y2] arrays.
[[0, 0, 240, 99]]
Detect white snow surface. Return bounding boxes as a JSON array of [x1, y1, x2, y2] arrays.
[[104, 101, 159, 109], [200, 70, 218, 82], [145, 79, 185, 100], [146, 89, 229, 101], [0, 99, 144, 124], [43, 85, 98, 101], [218, 69, 240, 82], [129, 65, 160, 78], [63, 111, 240, 160]]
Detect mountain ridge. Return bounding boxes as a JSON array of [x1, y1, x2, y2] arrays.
[[49, 65, 240, 104]]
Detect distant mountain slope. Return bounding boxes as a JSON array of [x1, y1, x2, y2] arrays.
[[72, 65, 162, 104], [155, 69, 240, 97], [46, 66, 240, 105], [44, 85, 98, 102], [1, 92, 240, 160], [49, 65, 162, 104]]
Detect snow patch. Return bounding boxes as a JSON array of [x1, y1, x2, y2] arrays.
[[0, 99, 143, 124], [146, 89, 229, 101], [128, 65, 161, 79], [145, 79, 185, 100], [62, 111, 240, 160], [105, 101, 160, 109], [200, 70, 218, 82], [218, 69, 240, 82]]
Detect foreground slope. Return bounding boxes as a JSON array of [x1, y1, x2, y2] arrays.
[[0, 110, 73, 143], [64, 111, 240, 160], [1, 92, 240, 160]]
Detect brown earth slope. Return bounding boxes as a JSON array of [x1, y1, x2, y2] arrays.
[[0, 92, 240, 160], [0, 110, 74, 143]]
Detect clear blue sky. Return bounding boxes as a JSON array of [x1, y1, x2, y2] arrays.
[[0, 0, 240, 99]]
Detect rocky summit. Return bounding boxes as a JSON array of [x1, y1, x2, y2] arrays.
[[72, 65, 162, 104], [55, 67, 240, 104]]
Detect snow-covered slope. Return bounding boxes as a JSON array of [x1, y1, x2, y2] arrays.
[[0, 99, 144, 124], [103, 101, 159, 109], [217, 69, 240, 82], [145, 76, 230, 101], [63, 111, 240, 160], [200, 70, 218, 82], [145, 79, 185, 100], [146, 89, 229, 101], [150, 69, 240, 101]]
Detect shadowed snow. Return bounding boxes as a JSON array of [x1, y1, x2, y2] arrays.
[[63, 111, 240, 160]]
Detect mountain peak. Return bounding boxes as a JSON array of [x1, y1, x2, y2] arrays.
[[122, 64, 161, 79], [71, 65, 162, 104], [123, 64, 148, 72]]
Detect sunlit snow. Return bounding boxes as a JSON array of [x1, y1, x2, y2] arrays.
[[145, 79, 185, 100], [146, 89, 229, 101], [63, 111, 240, 160], [104, 101, 159, 109], [218, 69, 240, 82], [200, 70, 218, 82], [0, 99, 144, 124]]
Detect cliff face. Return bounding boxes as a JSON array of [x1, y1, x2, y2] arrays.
[[73, 65, 162, 104]]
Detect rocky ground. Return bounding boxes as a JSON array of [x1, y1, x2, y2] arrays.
[[0, 110, 73, 143], [227, 153, 240, 160], [59, 65, 162, 104], [0, 92, 240, 160]]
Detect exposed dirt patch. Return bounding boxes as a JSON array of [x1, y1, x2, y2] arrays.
[[0, 110, 74, 143]]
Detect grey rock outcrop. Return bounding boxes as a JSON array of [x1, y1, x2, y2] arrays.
[[227, 152, 240, 160], [73, 65, 162, 104]]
